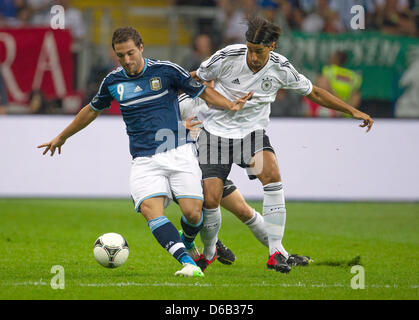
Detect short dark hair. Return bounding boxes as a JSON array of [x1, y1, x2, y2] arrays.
[[112, 27, 143, 50], [245, 16, 282, 46]]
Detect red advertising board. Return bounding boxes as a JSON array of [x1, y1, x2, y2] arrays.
[[0, 28, 75, 103]]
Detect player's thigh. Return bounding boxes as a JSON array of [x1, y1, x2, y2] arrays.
[[130, 157, 171, 213], [170, 170, 203, 223], [202, 177, 224, 209], [169, 144, 204, 202], [251, 150, 282, 185], [197, 161, 231, 208], [221, 189, 254, 223]]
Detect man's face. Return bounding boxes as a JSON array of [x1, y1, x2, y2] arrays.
[[114, 40, 144, 76], [246, 41, 275, 72]]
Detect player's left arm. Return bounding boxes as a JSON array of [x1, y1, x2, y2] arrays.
[[307, 85, 374, 132]]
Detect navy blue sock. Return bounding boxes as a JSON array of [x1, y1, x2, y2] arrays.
[[148, 216, 196, 266], [180, 214, 203, 250]]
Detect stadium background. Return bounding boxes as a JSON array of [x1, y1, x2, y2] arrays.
[[0, 0, 418, 201]]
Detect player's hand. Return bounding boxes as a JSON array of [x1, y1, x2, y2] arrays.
[[230, 92, 254, 111], [184, 117, 202, 140], [37, 136, 66, 156], [184, 116, 202, 130], [352, 110, 374, 132]]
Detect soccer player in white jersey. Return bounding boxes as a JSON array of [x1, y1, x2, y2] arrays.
[[190, 16, 374, 273], [178, 93, 311, 267], [37, 27, 252, 278]]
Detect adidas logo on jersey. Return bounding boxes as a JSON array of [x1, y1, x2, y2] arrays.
[[231, 78, 240, 85], [134, 85, 143, 92]]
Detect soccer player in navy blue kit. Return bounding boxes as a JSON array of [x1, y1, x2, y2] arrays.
[[38, 27, 252, 277]]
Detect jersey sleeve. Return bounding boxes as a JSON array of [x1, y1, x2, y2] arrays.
[[168, 63, 206, 99], [196, 48, 227, 81], [178, 94, 194, 120], [280, 61, 313, 96], [178, 94, 208, 121], [89, 77, 113, 111]]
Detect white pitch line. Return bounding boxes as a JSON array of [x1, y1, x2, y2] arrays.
[[13, 280, 48, 286], [74, 282, 419, 289]]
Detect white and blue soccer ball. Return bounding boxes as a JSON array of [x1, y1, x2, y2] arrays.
[[93, 233, 129, 268]]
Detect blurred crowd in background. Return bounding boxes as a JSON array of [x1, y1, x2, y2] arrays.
[[0, 0, 418, 118], [177, 0, 418, 43]]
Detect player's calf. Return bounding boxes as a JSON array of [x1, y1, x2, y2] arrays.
[[180, 214, 203, 248], [179, 230, 201, 261], [201, 206, 221, 263], [148, 216, 198, 267]]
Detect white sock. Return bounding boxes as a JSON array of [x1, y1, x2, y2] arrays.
[[263, 182, 289, 258], [201, 206, 221, 260], [245, 209, 269, 248]]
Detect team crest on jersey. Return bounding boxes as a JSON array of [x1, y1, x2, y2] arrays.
[[261, 77, 273, 91], [150, 77, 162, 91]]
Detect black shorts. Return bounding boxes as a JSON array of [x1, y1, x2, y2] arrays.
[[197, 128, 275, 182], [222, 179, 237, 198]]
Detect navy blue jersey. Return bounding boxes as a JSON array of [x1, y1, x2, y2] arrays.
[[90, 58, 206, 158]]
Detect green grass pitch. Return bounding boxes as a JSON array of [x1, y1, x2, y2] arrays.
[[0, 199, 418, 300]]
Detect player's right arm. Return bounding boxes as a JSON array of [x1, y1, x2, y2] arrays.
[[37, 105, 102, 156], [199, 87, 253, 112], [171, 59, 252, 112], [193, 45, 253, 111], [192, 70, 253, 112]]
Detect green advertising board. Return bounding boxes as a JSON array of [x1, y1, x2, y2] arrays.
[[277, 32, 419, 102]]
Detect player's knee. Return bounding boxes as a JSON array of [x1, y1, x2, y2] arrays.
[[259, 174, 281, 186], [203, 188, 222, 209], [203, 196, 221, 210], [182, 206, 202, 225]]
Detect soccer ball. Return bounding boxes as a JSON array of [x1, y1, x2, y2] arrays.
[[93, 233, 129, 268]]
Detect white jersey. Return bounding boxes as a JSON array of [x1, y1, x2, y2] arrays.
[[179, 93, 208, 121], [196, 44, 313, 139], [178, 93, 208, 141]]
